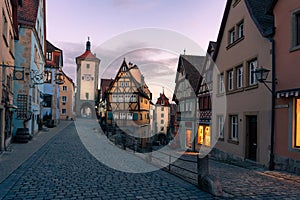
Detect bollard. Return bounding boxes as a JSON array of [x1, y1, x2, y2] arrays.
[[197, 155, 223, 196]]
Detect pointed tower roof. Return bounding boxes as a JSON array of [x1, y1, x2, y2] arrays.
[[76, 38, 100, 63]]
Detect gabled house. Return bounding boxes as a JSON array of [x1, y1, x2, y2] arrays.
[[172, 55, 205, 151], [106, 59, 152, 149], [59, 71, 75, 120], [270, 0, 300, 173], [211, 0, 274, 167], [13, 0, 46, 136], [153, 90, 170, 144], [43, 40, 63, 126], [196, 41, 217, 152]]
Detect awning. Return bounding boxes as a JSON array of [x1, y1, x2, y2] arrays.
[[277, 88, 300, 98]]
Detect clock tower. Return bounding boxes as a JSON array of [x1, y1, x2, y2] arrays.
[[75, 38, 100, 118]]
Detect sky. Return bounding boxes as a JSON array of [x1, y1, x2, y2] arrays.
[[46, 0, 226, 101]]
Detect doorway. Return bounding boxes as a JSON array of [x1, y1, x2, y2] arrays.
[[246, 116, 257, 161]]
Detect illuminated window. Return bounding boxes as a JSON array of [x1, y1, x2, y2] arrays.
[[204, 126, 211, 147], [295, 99, 300, 148], [198, 125, 204, 145], [186, 129, 192, 148]]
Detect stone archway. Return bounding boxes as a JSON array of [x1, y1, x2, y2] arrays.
[[80, 103, 94, 118]]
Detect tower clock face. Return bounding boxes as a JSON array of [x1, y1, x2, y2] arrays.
[[14, 70, 24, 80]]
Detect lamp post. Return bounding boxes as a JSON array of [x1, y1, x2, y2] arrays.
[[254, 66, 275, 170]]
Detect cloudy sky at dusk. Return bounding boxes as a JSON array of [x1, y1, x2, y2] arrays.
[[46, 0, 226, 100]]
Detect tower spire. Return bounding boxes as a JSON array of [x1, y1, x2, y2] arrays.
[[86, 37, 91, 51]]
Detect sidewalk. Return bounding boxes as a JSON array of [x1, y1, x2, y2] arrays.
[[0, 120, 72, 184]]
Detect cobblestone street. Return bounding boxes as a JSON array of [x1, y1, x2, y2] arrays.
[[0, 120, 212, 200], [1, 119, 300, 199]]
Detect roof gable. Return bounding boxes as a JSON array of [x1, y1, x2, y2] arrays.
[[213, 0, 274, 61]]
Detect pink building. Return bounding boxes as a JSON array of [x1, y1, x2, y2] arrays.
[[211, 0, 274, 167], [271, 0, 300, 173]]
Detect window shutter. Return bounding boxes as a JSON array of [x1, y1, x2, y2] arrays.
[[133, 113, 138, 121]]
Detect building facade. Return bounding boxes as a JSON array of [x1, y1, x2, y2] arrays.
[[0, 0, 21, 150], [153, 91, 170, 144], [59, 71, 75, 120], [13, 0, 46, 136], [173, 55, 205, 151], [75, 39, 100, 119], [43, 40, 63, 126], [212, 0, 274, 166], [271, 0, 300, 173], [106, 60, 152, 148]]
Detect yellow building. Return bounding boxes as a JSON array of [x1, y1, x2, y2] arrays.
[[106, 59, 152, 148], [59, 71, 76, 120]]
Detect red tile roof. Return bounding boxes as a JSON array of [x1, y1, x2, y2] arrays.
[[18, 0, 40, 26], [76, 50, 99, 60]]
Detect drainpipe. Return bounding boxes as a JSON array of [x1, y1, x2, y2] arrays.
[[269, 37, 275, 170]]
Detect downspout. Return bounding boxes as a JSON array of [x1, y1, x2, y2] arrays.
[[269, 37, 275, 170]]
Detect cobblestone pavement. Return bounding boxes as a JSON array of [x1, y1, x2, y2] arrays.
[[151, 151, 300, 199], [0, 120, 213, 200]]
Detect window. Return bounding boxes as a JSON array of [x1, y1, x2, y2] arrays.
[[161, 113, 164, 118], [62, 109, 66, 115], [118, 94, 124, 102], [248, 59, 257, 85], [140, 114, 142, 120], [238, 21, 244, 38], [86, 64, 90, 69], [113, 113, 119, 120], [2, 10, 8, 44], [127, 113, 133, 120], [44, 71, 52, 83], [237, 66, 243, 88], [63, 86, 67, 91], [295, 99, 300, 148], [125, 94, 130, 102], [9, 32, 14, 53], [230, 115, 238, 141], [161, 127, 164, 131], [62, 96, 67, 103], [112, 94, 118, 102], [120, 113, 126, 120], [217, 115, 224, 139], [130, 94, 137, 102], [161, 107, 164, 111], [229, 28, 235, 44], [85, 93, 89, 100], [218, 73, 224, 93], [161, 120, 164, 124], [46, 52, 52, 60], [292, 11, 300, 48], [227, 70, 233, 91]]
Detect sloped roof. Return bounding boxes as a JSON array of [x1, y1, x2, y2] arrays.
[[18, 0, 40, 26], [46, 40, 62, 52], [155, 92, 169, 106], [101, 78, 113, 93], [180, 55, 205, 92], [213, 0, 274, 61], [245, 0, 274, 37], [62, 70, 75, 88], [76, 40, 100, 62]]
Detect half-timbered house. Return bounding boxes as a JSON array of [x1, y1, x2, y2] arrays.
[[106, 59, 152, 149]]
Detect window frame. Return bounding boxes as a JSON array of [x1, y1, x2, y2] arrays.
[[217, 115, 224, 139], [230, 115, 238, 141], [291, 9, 300, 51], [236, 66, 243, 89], [238, 21, 244, 39], [218, 73, 224, 94], [229, 28, 235, 44], [227, 70, 234, 91], [248, 59, 257, 86]]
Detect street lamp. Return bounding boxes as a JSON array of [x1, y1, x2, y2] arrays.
[[254, 66, 272, 93]]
